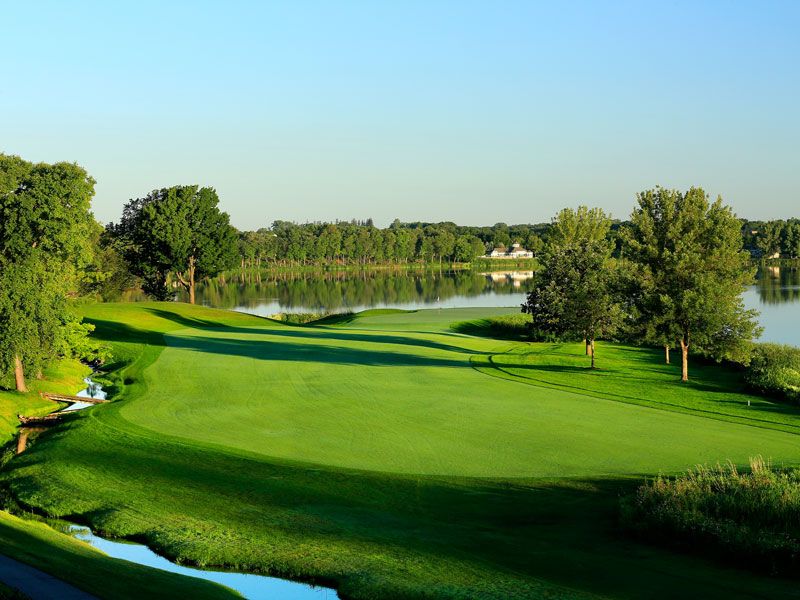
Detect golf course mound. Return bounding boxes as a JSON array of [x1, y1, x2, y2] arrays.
[[3, 302, 800, 599]]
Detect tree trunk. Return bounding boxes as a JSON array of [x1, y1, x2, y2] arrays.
[[188, 256, 196, 305], [590, 339, 596, 369], [680, 337, 689, 382], [14, 356, 27, 392], [664, 344, 670, 365]]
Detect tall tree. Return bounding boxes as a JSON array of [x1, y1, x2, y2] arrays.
[[623, 187, 760, 381], [0, 154, 96, 391], [112, 186, 238, 303], [523, 239, 622, 368]]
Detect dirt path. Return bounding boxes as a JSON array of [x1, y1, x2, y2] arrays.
[[0, 554, 96, 600]]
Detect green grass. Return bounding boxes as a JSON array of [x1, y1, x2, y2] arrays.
[[0, 511, 238, 599], [2, 301, 800, 598]]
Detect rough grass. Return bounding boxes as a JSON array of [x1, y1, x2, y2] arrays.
[[621, 457, 800, 574], [451, 313, 530, 340], [3, 302, 800, 598]]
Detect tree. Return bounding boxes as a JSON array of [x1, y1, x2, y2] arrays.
[[112, 186, 238, 303], [547, 206, 612, 248], [0, 154, 96, 391], [523, 239, 622, 368], [623, 187, 760, 381], [756, 221, 783, 257]]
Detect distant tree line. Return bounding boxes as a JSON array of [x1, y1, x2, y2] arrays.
[[741, 219, 800, 258], [234, 220, 548, 268]]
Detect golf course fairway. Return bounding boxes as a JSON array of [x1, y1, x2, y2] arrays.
[[3, 302, 800, 599]]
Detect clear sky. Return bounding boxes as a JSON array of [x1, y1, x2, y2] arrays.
[[2, 1, 798, 228]]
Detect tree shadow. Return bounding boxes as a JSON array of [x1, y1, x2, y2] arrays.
[[166, 332, 470, 369]]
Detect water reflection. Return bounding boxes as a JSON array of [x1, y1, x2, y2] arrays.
[[756, 266, 800, 304], [174, 269, 535, 315]]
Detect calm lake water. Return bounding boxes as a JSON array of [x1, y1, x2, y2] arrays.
[[171, 266, 799, 345]]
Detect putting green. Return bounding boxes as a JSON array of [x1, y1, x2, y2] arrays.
[[122, 313, 800, 477]]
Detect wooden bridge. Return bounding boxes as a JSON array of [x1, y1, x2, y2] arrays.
[[41, 392, 109, 405], [17, 413, 66, 426]]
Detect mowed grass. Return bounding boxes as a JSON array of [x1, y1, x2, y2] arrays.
[[3, 302, 800, 598]]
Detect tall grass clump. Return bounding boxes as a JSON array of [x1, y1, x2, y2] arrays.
[[621, 457, 800, 574], [744, 343, 800, 404], [452, 313, 531, 340]]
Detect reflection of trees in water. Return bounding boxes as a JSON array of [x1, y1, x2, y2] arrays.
[[757, 267, 800, 304], [181, 270, 533, 310]]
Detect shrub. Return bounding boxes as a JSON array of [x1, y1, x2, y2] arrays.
[[271, 311, 355, 325], [451, 314, 531, 340], [744, 343, 800, 403], [620, 457, 800, 575]]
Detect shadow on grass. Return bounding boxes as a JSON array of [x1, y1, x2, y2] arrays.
[[86, 316, 486, 366], [7, 423, 796, 600]]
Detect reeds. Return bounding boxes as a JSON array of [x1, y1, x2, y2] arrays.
[[621, 457, 800, 574]]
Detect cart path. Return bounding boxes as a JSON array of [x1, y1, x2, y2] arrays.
[[0, 553, 96, 600]]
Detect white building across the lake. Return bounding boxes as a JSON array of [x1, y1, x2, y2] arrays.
[[485, 243, 533, 259]]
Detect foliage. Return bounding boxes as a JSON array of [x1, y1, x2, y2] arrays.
[[0, 256, 65, 385], [744, 343, 800, 403], [547, 206, 612, 247], [109, 186, 239, 301], [621, 457, 800, 575], [451, 313, 531, 340], [622, 187, 760, 380], [235, 220, 548, 267], [523, 208, 622, 367], [56, 314, 112, 365], [742, 218, 800, 259]]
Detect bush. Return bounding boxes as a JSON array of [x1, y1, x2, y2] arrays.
[[451, 314, 531, 340], [621, 457, 800, 575], [744, 343, 800, 403], [271, 312, 355, 325]]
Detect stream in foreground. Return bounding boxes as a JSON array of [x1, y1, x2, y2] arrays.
[[70, 525, 336, 600]]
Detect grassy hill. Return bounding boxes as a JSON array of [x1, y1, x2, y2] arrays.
[[3, 302, 800, 598]]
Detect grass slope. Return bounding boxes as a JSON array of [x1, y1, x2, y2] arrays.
[[2, 302, 800, 598], [0, 511, 238, 599]]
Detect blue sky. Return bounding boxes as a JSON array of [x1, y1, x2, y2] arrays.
[[1, 1, 798, 228]]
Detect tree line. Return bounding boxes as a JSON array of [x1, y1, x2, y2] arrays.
[[234, 220, 547, 268], [741, 219, 800, 258]]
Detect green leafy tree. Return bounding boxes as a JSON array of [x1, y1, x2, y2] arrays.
[[113, 186, 238, 303], [523, 239, 622, 368], [0, 154, 96, 390], [623, 187, 760, 381]]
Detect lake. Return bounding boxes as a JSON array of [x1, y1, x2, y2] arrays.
[[172, 266, 799, 346]]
